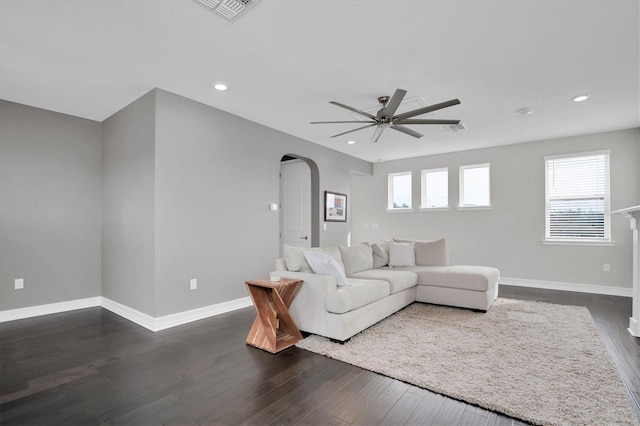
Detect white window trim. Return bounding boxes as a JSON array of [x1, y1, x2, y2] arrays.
[[458, 163, 491, 208], [387, 208, 415, 212], [457, 205, 493, 211], [543, 149, 611, 243], [541, 239, 615, 247], [419, 207, 451, 212], [420, 167, 449, 210], [387, 171, 413, 211]]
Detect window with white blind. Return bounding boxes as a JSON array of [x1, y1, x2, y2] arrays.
[[388, 171, 412, 210], [544, 151, 611, 242], [421, 168, 448, 209]]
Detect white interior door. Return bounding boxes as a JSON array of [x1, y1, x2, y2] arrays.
[[280, 159, 311, 254]]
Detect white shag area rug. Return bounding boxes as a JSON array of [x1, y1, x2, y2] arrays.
[[296, 299, 639, 426]]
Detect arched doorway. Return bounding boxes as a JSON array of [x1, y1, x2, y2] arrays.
[[279, 155, 319, 255]]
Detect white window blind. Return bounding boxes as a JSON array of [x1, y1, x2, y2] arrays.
[[545, 151, 610, 241]]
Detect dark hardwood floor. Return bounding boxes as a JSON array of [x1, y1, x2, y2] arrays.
[[1, 286, 639, 425]]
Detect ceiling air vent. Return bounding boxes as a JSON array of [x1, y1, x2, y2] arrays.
[[441, 123, 467, 132], [195, 0, 261, 22]]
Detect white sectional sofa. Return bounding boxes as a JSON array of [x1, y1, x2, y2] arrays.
[[271, 239, 499, 341]]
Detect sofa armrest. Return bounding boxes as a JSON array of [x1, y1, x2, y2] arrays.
[[269, 271, 337, 336]]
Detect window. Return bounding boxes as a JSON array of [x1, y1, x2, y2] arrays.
[[459, 163, 490, 208], [388, 171, 412, 210], [421, 168, 448, 209], [545, 151, 610, 242]]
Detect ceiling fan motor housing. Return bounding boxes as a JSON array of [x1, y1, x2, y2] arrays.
[[378, 96, 390, 106]]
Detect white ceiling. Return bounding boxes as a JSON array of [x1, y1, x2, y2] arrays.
[[1, 0, 638, 162]]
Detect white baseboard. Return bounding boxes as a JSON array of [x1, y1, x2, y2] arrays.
[[1, 295, 253, 332], [100, 297, 156, 331], [500, 277, 633, 297], [100, 297, 253, 332], [154, 297, 252, 331], [628, 317, 640, 337], [0, 296, 101, 323]]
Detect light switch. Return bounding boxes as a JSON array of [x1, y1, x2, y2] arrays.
[[15, 278, 24, 290]]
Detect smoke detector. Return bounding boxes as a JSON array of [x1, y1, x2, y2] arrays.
[[195, 0, 262, 22], [441, 123, 467, 132]]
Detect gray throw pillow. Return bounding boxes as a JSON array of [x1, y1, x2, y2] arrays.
[[339, 243, 373, 276], [393, 237, 449, 266], [371, 242, 389, 268]]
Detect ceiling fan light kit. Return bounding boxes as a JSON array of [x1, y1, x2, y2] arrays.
[[311, 89, 461, 144]]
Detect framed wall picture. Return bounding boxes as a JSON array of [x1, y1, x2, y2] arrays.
[[324, 191, 347, 222]]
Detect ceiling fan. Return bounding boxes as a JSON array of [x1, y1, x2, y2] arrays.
[[311, 89, 461, 144]]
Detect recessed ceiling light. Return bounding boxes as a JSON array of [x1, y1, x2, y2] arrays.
[[514, 107, 533, 116], [347, 140, 356, 145], [573, 94, 590, 102], [213, 82, 228, 91]]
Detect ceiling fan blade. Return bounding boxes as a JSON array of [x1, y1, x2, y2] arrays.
[[391, 125, 423, 138], [384, 89, 407, 117], [310, 120, 374, 124], [329, 101, 377, 120], [394, 99, 461, 120], [395, 119, 461, 125], [330, 123, 377, 138], [370, 126, 386, 144]]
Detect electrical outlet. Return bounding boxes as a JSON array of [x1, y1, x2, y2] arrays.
[[190, 278, 197, 290], [603, 264, 610, 272], [15, 278, 24, 289]]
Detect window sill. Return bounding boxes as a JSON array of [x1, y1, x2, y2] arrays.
[[387, 208, 414, 213], [542, 239, 615, 247], [457, 205, 493, 211], [419, 207, 450, 212]]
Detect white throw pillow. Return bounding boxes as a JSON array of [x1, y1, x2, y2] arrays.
[[387, 242, 416, 267], [303, 250, 350, 287], [339, 243, 373, 276], [283, 245, 343, 272]]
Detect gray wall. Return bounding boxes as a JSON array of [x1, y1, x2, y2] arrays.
[[0, 90, 370, 317], [0, 100, 102, 310], [351, 128, 640, 289], [101, 91, 157, 316], [153, 89, 371, 315]]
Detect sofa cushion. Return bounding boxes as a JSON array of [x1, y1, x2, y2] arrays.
[[303, 250, 349, 287], [409, 265, 500, 292], [388, 242, 416, 267], [349, 269, 417, 294], [339, 243, 373, 275], [324, 279, 390, 314], [393, 238, 449, 266], [283, 245, 343, 273], [371, 242, 389, 268]]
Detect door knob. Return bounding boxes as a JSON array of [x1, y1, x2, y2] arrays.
[[300, 236, 308, 240]]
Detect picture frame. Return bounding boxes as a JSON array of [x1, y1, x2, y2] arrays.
[[324, 191, 347, 222]]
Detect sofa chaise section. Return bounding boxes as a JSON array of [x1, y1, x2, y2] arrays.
[[272, 240, 499, 341]]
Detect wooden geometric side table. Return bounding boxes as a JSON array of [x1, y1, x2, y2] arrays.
[[244, 278, 303, 353]]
